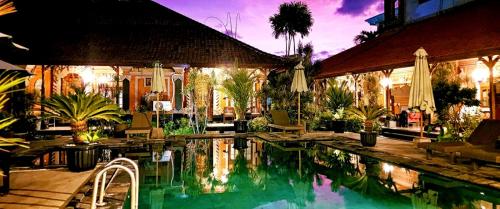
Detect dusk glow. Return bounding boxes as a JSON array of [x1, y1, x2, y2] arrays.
[[155, 0, 382, 59]]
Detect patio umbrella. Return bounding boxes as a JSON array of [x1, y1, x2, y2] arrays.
[[291, 61, 308, 126], [152, 61, 166, 129], [408, 47, 436, 138]]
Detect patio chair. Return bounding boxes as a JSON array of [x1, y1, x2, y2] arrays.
[[125, 112, 153, 140], [223, 107, 235, 123], [461, 147, 500, 170], [417, 119, 500, 163], [268, 110, 304, 134]]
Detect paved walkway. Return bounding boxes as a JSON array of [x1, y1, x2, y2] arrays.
[[319, 132, 500, 190], [0, 168, 96, 209]]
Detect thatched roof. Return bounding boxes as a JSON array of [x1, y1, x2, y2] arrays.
[[0, 0, 283, 68]]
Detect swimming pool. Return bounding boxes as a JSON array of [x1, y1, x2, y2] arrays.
[[128, 138, 500, 209]]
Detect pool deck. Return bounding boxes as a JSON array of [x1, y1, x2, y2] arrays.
[[0, 168, 97, 209], [319, 132, 500, 190]]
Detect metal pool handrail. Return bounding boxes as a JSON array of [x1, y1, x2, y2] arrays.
[[102, 157, 139, 207], [90, 165, 137, 209]]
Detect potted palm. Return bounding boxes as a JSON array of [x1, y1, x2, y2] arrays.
[[347, 105, 385, 146], [43, 89, 122, 171], [221, 60, 255, 133], [326, 80, 354, 133]]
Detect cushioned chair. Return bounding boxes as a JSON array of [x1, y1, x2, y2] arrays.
[[417, 120, 500, 163], [125, 112, 153, 140], [268, 110, 304, 134]]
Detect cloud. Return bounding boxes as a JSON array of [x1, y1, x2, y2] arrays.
[[336, 0, 382, 16]]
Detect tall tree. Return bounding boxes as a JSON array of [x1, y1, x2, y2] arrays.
[[269, 2, 313, 56], [353, 30, 379, 45]]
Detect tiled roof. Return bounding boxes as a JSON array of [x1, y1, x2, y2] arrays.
[[317, 0, 500, 78], [0, 0, 283, 68]]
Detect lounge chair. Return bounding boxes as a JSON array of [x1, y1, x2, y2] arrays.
[[125, 112, 153, 140], [461, 147, 500, 170], [268, 110, 304, 134], [417, 119, 500, 163]]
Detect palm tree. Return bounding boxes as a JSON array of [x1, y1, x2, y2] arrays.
[[43, 90, 123, 143], [270, 2, 313, 56], [221, 60, 255, 121], [353, 30, 379, 45]]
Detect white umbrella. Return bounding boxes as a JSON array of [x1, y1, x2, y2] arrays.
[[291, 61, 308, 126], [408, 47, 436, 138], [151, 61, 166, 129]]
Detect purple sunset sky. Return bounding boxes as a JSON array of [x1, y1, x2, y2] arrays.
[[155, 0, 383, 60]]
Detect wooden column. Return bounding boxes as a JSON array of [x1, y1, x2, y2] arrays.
[[352, 74, 361, 107], [382, 69, 394, 112], [112, 66, 120, 104], [479, 56, 499, 119]]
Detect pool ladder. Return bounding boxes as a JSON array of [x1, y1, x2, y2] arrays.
[[90, 157, 139, 209]]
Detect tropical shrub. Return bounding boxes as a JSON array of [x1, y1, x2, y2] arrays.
[[163, 118, 194, 135], [249, 117, 269, 132], [347, 105, 386, 132], [221, 60, 255, 120], [0, 73, 29, 152], [325, 79, 354, 119], [43, 89, 123, 143]]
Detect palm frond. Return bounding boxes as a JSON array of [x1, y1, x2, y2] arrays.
[[43, 90, 123, 124], [0, 0, 15, 16]]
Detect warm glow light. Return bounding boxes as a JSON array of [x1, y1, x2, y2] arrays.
[[383, 163, 394, 173], [81, 67, 95, 84], [380, 77, 392, 88], [473, 61, 489, 83]]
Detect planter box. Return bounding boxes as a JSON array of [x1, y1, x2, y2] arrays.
[[234, 120, 248, 133], [332, 120, 346, 133], [66, 144, 101, 172], [360, 131, 378, 147]]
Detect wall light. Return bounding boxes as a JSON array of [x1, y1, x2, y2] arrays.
[[472, 61, 489, 83], [380, 77, 392, 88]]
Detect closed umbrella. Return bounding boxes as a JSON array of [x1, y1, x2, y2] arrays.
[[408, 47, 436, 138], [152, 61, 166, 129], [291, 61, 308, 126]]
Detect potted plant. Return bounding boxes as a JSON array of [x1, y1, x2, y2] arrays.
[[326, 79, 354, 133], [221, 60, 255, 133], [43, 89, 122, 171], [347, 105, 386, 147]]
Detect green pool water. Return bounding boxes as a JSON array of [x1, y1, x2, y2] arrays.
[[126, 138, 500, 209]]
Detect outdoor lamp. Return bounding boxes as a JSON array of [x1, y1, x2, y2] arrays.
[[380, 77, 392, 88], [473, 61, 489, 83]]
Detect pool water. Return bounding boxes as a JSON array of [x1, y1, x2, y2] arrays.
[[128, 138, 500, 209]]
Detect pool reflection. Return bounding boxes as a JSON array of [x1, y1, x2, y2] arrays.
[[133, 138, 500, 209]]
